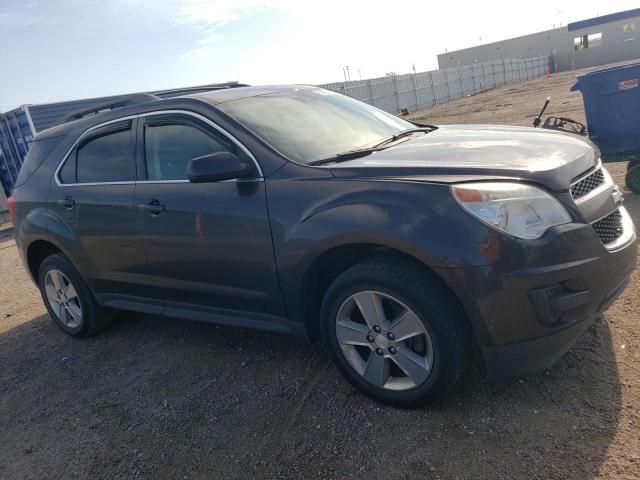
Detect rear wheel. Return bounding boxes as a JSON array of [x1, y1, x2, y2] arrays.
[[321, 257, 471, 407], [38, 253, 112, 337]]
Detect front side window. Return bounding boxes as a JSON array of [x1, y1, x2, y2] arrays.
[[76, 128, 133, 183], [144, 122, 231, 181], [216, 89, 413, 164]]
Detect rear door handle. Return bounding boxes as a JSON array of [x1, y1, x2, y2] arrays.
[[57, 198, 75, 209], [138, 200, 166, 215]]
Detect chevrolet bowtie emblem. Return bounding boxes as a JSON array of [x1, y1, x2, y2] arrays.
[[612, 185, 624, 204]]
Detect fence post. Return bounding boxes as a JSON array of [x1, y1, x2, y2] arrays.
[[411, 73, 420, 110], [471, 65, 476, 93], [428, 71, 436, 105], [502, 59, 506, 85], [367, 80, 374, 107], [459, 67, 464, 96], [445, 69, 452, 101], [392, 74, 401, 113]]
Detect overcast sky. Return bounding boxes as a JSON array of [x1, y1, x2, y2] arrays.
[[1, 0, 638, 110]]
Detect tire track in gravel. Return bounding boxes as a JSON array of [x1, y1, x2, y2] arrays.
[[255, 346, 332, 463]]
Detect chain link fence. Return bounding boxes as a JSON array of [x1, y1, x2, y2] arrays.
[[320, 56, 549, 114]]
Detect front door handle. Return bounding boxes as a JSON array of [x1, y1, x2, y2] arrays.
[[138, 200, 166, 215], [57, 197, 75, 209]]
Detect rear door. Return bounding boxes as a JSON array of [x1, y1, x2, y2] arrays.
[[133, 112, 285, 321], [48, 119, 151, 306]]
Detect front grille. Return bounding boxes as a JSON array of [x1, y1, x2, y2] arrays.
[[571, 169, 605, 200], [592, 209, 624, 245]]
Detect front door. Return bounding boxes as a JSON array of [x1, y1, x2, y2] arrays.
[[133, 112, 285, 321]]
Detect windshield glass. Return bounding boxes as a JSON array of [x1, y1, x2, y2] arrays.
[[216, 88, 414, 164]]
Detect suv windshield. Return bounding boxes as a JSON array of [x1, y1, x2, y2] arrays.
[[217, 88, 414, 164]]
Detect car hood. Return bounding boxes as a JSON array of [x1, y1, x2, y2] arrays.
[[329, 124, 599, 190]]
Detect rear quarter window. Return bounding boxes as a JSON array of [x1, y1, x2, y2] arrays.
[[13, 134, 66, 189]]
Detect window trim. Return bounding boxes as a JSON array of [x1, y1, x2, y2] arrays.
[[75, 122, 136, 185], [138, 113, 241, 183], [54, 110, 263, 187]]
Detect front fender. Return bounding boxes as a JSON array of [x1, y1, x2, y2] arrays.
[[266, 175, 515, 327]]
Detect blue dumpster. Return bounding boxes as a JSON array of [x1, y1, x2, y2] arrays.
[[571, 63, 640, 155]]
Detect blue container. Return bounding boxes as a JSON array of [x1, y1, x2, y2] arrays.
[[571, 63, 640, 155]]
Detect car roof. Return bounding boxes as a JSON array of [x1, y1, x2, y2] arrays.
[[188, 84, 316, 105], [36, 84, 318, 140]]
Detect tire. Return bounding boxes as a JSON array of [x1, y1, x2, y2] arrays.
[[625, 164, 640, 194], [38, 253, 112, 337], [320, 256, 471, 408]]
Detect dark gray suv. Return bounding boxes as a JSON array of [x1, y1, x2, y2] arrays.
[[9, 85, 636, 406]]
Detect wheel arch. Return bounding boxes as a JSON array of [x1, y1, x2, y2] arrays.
[[299, 241, 473, 343], [26, 239, 62, 282]]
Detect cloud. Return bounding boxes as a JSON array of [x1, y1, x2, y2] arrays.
[[171, 0, 287, 60], [175, 0, 270, 27]]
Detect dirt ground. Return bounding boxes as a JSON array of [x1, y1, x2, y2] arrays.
[[2, 64, 640, 480]]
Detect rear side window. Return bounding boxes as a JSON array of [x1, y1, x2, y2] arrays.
[[144, 123, 232, 181], [76, 128, 133, 183], [14, 135, 65, 189], [59, 153, 76, 184]]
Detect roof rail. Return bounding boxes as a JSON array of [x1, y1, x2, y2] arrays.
[[152, 81, 250, 98], [57, 93, 159, 125]]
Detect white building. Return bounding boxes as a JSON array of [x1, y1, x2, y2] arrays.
[[438, 8, 640, 72]]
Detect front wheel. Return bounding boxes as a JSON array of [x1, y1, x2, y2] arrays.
[[320, 257, 471, 407]]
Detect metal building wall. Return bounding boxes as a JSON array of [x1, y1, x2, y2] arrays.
[[321, 56, 549, 115], [569, 17, 640, 69], [438, 9, 640, 73], [438, 28, 567, 71]]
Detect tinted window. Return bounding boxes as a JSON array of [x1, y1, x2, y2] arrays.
[[59, 153, 76, 184], [76, 129, 132, 183], [144, 123, 231, 181], [14, 134, 65, 188], [216, 89, 413, 164]]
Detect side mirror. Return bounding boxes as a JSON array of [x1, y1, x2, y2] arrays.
[[187, 152, 256, 183]]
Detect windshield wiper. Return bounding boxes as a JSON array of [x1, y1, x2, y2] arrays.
[[307, 125, 438, 167], [307, 146, 384, 166], [370, 126, 437, 149]]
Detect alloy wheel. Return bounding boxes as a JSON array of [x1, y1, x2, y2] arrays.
[[335, 290, 434, 391], [44, 269, 83, 329]]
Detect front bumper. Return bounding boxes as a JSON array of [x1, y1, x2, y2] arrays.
[[481, 274, 629, 380], [435, 217, 636, 381]]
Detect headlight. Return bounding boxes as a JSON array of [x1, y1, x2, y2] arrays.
[[451, 182, 572, 239]]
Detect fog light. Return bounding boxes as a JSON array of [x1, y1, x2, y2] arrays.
[[529, 285, 590, 327]]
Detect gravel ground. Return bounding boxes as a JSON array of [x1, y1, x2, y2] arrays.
[[1, 63, 640, 480]]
